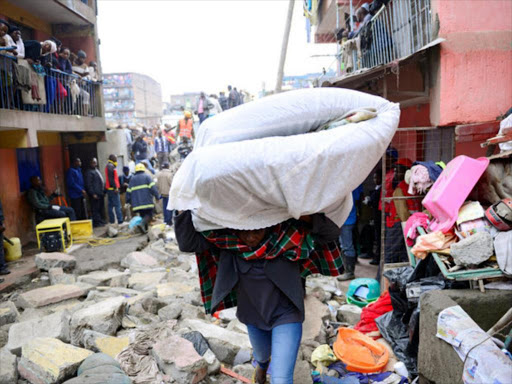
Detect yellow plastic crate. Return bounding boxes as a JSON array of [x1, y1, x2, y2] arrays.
[[70, 220, 93, 240]]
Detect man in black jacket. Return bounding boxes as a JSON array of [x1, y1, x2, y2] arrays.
[[0, 198, 10, 280], [85, 158, 105, 227]]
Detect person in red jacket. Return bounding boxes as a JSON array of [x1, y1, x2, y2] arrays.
[[105, 154, 123, 224]]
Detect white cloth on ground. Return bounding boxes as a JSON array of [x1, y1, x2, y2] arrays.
[[498, 113, 512, 152], [170, 88, 400, 231]]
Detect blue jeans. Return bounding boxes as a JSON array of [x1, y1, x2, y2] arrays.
[[162, 196, 173, 225], [247, 322, 302, 384], [340, 224, 356, 257], [198, 112, 207, 124], [107, 191, 123, 224], [135, 159, 156, 174]]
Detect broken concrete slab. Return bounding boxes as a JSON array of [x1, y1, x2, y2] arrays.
[[226, 318, 248, 334], [128, 272, 166, 290], [337, 304, 362, 326], [7, 310, 71, 355], [0, 347, 18, 384], [218, 307, 237, 322], [35, 252, 77, 271], [182, 319, 251, 365], [451, 232, 494, 267], [18, 338, 93, 384], [158, 303, 183, 321], [152, 335, 207, 384], [303, 295, 331, 342], [156, 281, 195, 298], [180, 303, 206, 320], [49, 268, 76, 285], [17, 283, 92, 309], [70, 296, 126, 346], [77, 270, 128, 287], [82, 330, 129, 359], [121, 251, 159, 271], [0, 301, 19, 326]]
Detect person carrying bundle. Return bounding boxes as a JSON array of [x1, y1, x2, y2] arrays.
[[174, 210, 343, 384]]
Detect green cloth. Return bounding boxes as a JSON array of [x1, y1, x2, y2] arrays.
[[27, 188, 51, 210]]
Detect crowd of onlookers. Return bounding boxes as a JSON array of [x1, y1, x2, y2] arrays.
[[0, 19, 99, 115]]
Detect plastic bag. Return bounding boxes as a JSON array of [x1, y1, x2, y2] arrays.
[[170, 88, 400, 231], [383, 267, 414, 317], [405, 276, 445, 304], [311, 344, 338, 372]]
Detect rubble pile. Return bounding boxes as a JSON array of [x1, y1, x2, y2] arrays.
[[0, 224, 360, 384]]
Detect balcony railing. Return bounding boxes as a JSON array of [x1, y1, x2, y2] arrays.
[[340, 0, 433, 75], [0, 50, 102, 118]]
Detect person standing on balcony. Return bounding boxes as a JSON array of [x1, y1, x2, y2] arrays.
[[0, 21, 17, 56], [0, 198, 11, 280], [9, 26, 24, 58], [66, 158, 87, 220], [85, 158, 106, 228], [23, 40, 56, 65], [58, 48, 73, 74], [105, 155, 123, 225], [154, 130, 170, 170]]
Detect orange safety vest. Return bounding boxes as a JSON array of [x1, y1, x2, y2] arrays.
[[178, 118, 193, 139]]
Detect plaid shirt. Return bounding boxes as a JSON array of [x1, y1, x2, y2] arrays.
[[196, 220, 343, 314]]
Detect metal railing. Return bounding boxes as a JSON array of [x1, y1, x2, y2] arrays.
[[0, 50, 102, 118], [342, 0, 432, 74]]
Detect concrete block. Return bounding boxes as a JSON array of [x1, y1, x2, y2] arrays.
[[35, 252, 77, 271], [156, 281, 195, 298], [182, 319, 251, 365], [303, 295, 330, 342], [7, 310, 71, 355], [0, 301, 19, 326], [70, 296, 126, 346], [128, 272, 166, 290], [294, 360, 313, 384], [82, 330, 129, 359], [18, 338, 93, 384], [49, 268, 76, 285], [0, 347, 18, 384], [152, 335, 207, 384], [120, 251, 158, 271], [18, 284, 91, 308], [158, 303, 182, 321], [451, 232, 494, 267], [77, 270, 128, 287], [337, 304, 362, 325]]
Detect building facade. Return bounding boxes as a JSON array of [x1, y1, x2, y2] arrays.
[[103, 72, 163, 128], [0, 0, 106, 243]]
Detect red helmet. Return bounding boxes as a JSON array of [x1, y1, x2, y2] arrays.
[[485, 198, 512, 231]]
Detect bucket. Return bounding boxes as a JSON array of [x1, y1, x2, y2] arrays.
[[4, 237, 22, 262]]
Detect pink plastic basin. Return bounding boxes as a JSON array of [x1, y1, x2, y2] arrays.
[[422, 156, 489, 233]]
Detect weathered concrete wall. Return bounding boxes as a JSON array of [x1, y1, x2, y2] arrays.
[[430, 0, 512, 126], [419, 289, 512, 384]]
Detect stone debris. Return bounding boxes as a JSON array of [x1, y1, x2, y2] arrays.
[[49, 267, 76, 285], [77, 270, 128, 286], [7, 310, 71, 355], [0, 301, 19, 326], [337, 304, 362, 325], [127, 271, 167, 290], [63, 353, 131, 384], [158, 303, 182, 320], [451, 232, 494, 267], [35, 252, 77, 271], [17, 283, 92, 308], [121, 251, 159, 271], [152, 335, 208, 383], [303, 295, 331, 343], [0, 347, 18, 384], [156, 281, 195, 298], [70, 296, 126, 346], [18, 338, 93, 384], [82, 330, 129, 358]]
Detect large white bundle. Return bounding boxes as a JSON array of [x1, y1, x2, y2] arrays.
[[170, 88, 400, 230]]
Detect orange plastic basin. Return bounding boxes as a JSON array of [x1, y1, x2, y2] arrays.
[[333, 327, 389, 373]]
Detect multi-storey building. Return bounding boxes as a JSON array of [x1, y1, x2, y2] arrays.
[[0, 0, 105, 242], [103, 72, 163, 128]]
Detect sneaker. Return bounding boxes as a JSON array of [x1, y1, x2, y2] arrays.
[[337, 272, 355, 281]]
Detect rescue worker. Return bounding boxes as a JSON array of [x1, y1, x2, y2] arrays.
[[176, 111, 194, 145], [126, 163, 160, 233], [105, 155, 123, 224]]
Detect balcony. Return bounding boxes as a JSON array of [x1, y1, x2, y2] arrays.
[[338, 0, 433, 78], [5, 0, 96, 26], [0, 51, 104, 144]]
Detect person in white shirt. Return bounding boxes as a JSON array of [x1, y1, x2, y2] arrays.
[[9, 26, 24, 58]]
